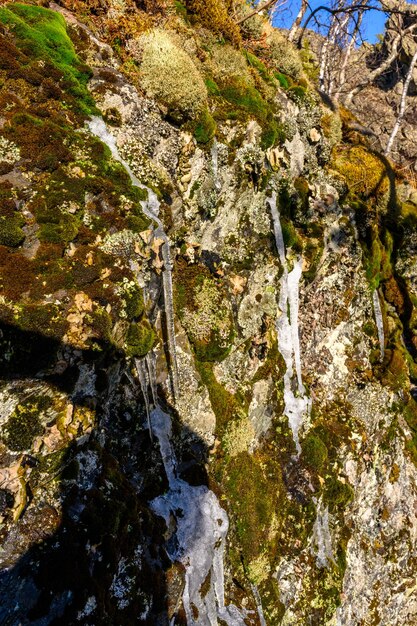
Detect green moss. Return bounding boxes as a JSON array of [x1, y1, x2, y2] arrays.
[[90, 307, 112, 344], [287, 85, 308, 103], [324, 477, 354, 513], [301, 433, 328, 472], [0, 3, 95, 115], [364, 235, 383, 291], [223, 450, 284, 575], [197, 361, 245, 436], [2, 396, 52, 451], [38, 215, 79, 244], [126, 215, 149, 233], [123, 285, 145, 319], [174, 0, 188, 19], [274, 72, 290, 89], [16, 303, 67, 339], [220, 78, 269, 121], [0, 215, 25, 247], [244, 50, 274, 85], [304, 245, 324, 283], [281, 217, 300, 250], [125, 319, 156, 357], [193, 108, 216, 144], [363, 320, 376, 337], [260, 116, 286, 149], [205, 77, 221, 96]]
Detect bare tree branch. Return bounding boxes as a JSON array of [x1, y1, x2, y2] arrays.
[[385, 47, 417, 155], [345, 20, 417, 103], [236, 0, 280, 24], [296, 2, 417, 48], [334, 5, 365, 100]]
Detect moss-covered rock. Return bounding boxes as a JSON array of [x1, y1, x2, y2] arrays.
[[1, 395, 53, 451], [0, 3, 95, 115], [175, 262, 234, 361], [125, 319, 156, 357], [0, 216, 25, 247], [301, 432, 328, 472]]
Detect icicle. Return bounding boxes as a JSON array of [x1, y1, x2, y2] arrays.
[[89, 116, 244, 625], [250, 584, 267, 626], [145, 352, 158, 407], [372, 290, 385, 361], [312, 497, 334, 568], [267, 192, 310, 453], [135, 358, 152, 440], [211, 138, 221, 192], [87, 117, 179, 402], [149, 403, 246, 625]]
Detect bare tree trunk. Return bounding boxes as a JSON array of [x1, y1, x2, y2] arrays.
[[334, 7, 365, 101], [385, 48, 417, 155], [288, 0, 308, 42], [345, 21, 417, 104], [319, 2, 350, 94]]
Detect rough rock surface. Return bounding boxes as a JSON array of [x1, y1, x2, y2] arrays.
[[0, 2, 416, 625]]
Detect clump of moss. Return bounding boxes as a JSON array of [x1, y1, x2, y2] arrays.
[[222, 416, 255, 457], [222, 450, 285, 576], [266, 30, 304, 80], [125, 320, 156, 357], [197, 361, 246, 435], [123, 284, 145, 320], [274, 72, 290, 89], [0, 3, 95, 115], [2, 396, 52, 451], [324, 477, 354, 513], [176, 263, 234, 361], [301, 433, 328, 472], [38, 215, 79, 244], [281, 217, 301, 251], [0, 216, 25, 247], [16, 303, 67, 340], [5, 114, 73, 172], [219, 77, 269, 121], [137, 29, 207, 122], [193, 108, 216, 144], [185, 0, 241, 45], [333, 145, 389, 199]]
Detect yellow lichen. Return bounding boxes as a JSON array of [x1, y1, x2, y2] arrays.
[[247, 553, 270, 585], [332, 145, 389, 197], [222, 415, 255, 457]]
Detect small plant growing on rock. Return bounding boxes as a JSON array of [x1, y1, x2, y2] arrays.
[[136, 29, 208, 123]]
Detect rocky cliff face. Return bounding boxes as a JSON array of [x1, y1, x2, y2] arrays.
[[0, 2, 417, 625]]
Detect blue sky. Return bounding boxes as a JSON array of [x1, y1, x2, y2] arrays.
[[272, 0, 401, 44]]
